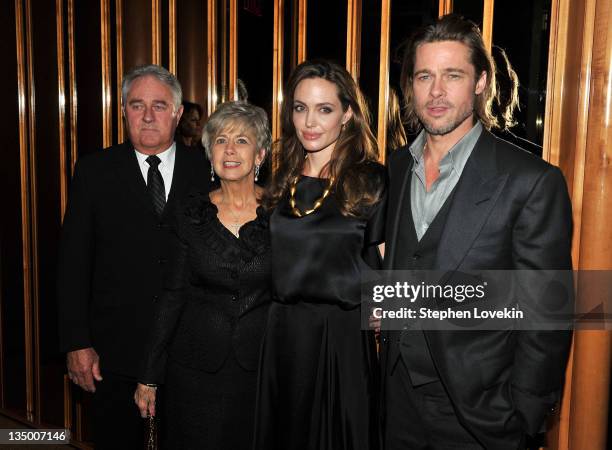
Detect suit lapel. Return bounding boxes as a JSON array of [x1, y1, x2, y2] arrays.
[[385, 149, 415, 270], [434, 131, 508, 270], [165, 143, 191, 216], [113, 142, 158, 217]]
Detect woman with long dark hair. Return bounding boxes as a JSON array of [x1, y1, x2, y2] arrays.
[[255, 60, 386, 450]]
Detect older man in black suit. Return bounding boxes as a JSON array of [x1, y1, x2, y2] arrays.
[[57, 64, 210, 449], [381, 15, 573, 450]]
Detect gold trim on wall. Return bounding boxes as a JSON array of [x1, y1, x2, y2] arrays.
[[116, 0, 124, 143], [57, 0, 68, 217], [482, 0, 495, 51], [569, 0, 595, 270], [23, 0, 38, 423], [346, 0, 361, 80], [168, 0, 176, 74], [568, 1, 612, 447], [272, 0, 284, 142], [67, 0, 77, 174], [14, 0, 28, 416], [62, 374, 71, 430], [543, 0, 564, 167], [152, 0, 161, 65], [542, 6, 572, 450], [297, 0, 307, 63], [377, 0, 391, 163], [100, 0, 112, 148], [439, 0, 453, 16], [207, 0, 217, 114], [229, 0, 237, 100], [219, 0, 228, 104]]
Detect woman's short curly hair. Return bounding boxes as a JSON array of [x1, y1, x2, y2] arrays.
[[201, 101, 271, 161]]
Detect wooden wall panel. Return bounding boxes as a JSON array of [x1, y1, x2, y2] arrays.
[[541, 5, 582, 447], [272, 0, 284, 141], [73, 1, 103, 156], [376, 0, 391, 162], [101, 0, 112, 147], [543, 0, 612, 448], [158, 0, 171, 73], [216, 0, 225, 106], [152, 0, 162, 64], [122, 0, 154, 69], [67, 0, 78, 173], [346, 0, 362, 79], [0, 0, 27, 418], [177, 0, 209, 114], [119, 0, 170, 143], [168, 0, 177, 73], [439, 0, 453, 16], [115, 0, 124, 143], [228, 0, 237, 100], [23, 0, 36, 422], [29, 0, 67, 427], [567, 0, 612, 446], [297, 0, 306, 62], [481, 0, 494, 51]]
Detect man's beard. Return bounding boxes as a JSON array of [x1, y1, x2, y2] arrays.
[[417, 101, 475, 136]]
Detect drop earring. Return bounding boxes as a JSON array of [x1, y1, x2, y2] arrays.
[[254, 164, 260, 182], [210, 165, 215, 182]]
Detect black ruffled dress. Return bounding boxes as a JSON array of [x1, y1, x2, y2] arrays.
[[140, 192, 271, 450]]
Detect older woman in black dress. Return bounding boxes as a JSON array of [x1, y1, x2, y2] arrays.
[[255, 60, 386, 450], [135, 101, 271, 450]]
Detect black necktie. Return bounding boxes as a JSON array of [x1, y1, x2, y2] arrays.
[[146, 155, 166, 216]]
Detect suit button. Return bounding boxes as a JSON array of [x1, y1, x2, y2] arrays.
[[231, 295, 237, 301], [412, 254, 421, 260]]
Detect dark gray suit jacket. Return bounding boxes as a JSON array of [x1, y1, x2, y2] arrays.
[[382, 129, 573, 447]]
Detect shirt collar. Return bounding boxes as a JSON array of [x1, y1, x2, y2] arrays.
[[134, 142, 176, 168], [408, 121, 483, 172]]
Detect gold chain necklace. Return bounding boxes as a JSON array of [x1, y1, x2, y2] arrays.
[[289, 175, 334, 217]]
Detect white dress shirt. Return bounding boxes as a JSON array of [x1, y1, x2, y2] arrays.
[[134, 143, 176, 200]]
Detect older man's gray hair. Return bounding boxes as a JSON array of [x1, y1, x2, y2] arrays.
[[121, 64, 182, 110], [202, 101, 272, 161]]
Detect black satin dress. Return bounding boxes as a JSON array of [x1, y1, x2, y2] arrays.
[[254, 163, 387, 450], [139, 193, 271, 450]]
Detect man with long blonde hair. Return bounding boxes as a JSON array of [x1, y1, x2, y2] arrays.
[[382, 15, 572, 449]]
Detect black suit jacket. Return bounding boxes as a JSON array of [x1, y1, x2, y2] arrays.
[[57, 141, 210, 378], [382, 130, 573, 447]]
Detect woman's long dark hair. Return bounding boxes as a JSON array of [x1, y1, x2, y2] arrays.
[[262, 60, 380, 217]]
